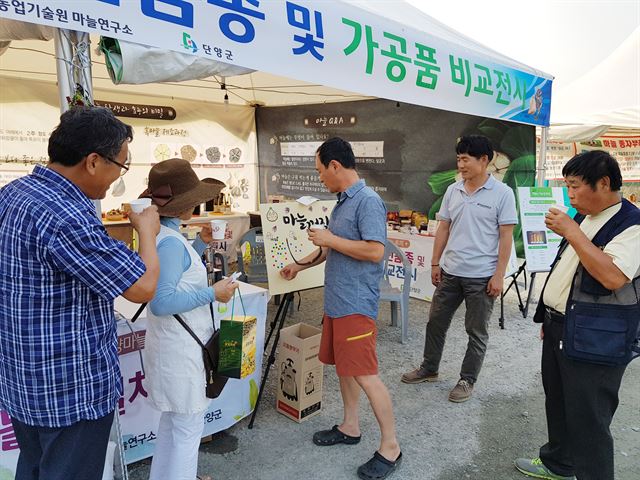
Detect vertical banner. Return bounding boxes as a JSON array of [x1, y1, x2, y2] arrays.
[[517, 187, 571, 273], [0, 411, 19, 477]]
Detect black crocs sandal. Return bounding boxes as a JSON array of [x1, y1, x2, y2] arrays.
[[312, 425, 361, 446], [357, 451, 403, 480]]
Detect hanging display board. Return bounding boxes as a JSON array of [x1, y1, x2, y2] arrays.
[[538, 135, 640, 182], [256, 98, 537, 215], [0, 77, 258, 213]]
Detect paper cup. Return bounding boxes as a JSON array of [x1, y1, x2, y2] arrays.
[[211, 219, 227, 240], [549, 203, 569, 214], [309, 225, 327, 231], [129, 198, 152, 213]]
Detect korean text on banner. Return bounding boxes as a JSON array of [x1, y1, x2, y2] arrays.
[[1, 0, 552, 126]]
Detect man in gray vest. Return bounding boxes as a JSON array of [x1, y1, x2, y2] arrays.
[[515, 150, 640, 480], [402, 135, 517, 403]]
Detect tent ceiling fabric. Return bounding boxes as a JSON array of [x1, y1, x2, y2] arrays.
[[99, 37, 254, 85], [0, 17, 53, 41], [0, 35, 370, 107], [549, 26, 639, 138], [0, 16, 53, 56]]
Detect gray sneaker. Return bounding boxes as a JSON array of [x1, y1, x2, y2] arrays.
[[448, 379, 473, 403], [514, 458, 576, 480], [401, 365, 439, 384]]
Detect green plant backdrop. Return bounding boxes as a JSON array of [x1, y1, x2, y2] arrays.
[[426, 119, 536, 257]]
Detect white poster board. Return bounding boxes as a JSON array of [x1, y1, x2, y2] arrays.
[[517, 186, 570, 273], [0, 77, 259, 213], [259, 201, 336, 295], [387, 233, 436, 302]]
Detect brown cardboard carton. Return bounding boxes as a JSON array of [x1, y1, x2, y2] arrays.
[[276, 323, 323, 423]]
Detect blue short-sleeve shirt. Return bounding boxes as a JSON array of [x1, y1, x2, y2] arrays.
[[324, 179, 387, 319], [0, 165, 146, 427]]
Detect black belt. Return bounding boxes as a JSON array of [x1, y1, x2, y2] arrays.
[[545, 306, 565, 323]]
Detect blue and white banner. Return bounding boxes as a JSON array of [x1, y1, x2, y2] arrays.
[[0, 0, 552, 126]]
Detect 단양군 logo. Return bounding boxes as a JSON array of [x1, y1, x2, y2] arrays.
[[182, 32, 198, 53]]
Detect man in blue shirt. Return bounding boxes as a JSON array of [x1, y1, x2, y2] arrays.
[[0, 107, 160, 480], [281, 137, 401, 480], [402, 135, 517, 403]]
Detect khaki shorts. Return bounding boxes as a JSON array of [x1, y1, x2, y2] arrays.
[[319, 313, 378, 377]]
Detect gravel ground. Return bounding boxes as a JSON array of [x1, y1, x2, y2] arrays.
[[127, 283, 640, 480]]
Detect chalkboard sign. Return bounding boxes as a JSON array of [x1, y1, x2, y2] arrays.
[[256, 98, 534, 213]]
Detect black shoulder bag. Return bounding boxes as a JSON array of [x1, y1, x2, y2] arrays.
[[173, 304, 228, 399]]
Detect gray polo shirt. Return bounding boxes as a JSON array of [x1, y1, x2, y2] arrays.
[[324, 179, 387, 319], [438, 174, 517, 278]]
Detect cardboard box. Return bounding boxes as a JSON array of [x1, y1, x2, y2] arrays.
[[276, 323, 323, 423], [218, 315, 257, 379]]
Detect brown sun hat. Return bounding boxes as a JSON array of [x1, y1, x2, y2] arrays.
[[141, 158, 224, 217]]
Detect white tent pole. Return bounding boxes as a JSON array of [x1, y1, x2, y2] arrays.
[[537, 126, 549, 186], [53, 29, 104, 218], [53, 29, 95, 109], [53, 29, 73, 112]]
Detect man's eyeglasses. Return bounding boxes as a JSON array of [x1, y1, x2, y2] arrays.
[[102, 151, 131, 177]]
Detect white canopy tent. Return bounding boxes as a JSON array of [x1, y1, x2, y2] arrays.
[[1, 0, 556, 195], [1, 3, 556, 477], [548, 26, 639, 142]]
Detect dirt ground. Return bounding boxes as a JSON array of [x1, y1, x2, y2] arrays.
[[127, 284, 640, 480]]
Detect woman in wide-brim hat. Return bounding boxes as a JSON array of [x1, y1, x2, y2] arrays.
[[141, 158, 237, 480]]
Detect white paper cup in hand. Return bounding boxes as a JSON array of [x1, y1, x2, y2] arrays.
[[549, 203, 569, 214], [309, 225, 327, 231], [129, 198, 152, 213], [210, 219, 227, 240]]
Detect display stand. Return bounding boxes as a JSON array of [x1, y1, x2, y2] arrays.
[[523, 272, 538, 318], [248, 291, 296, 429], [498, 261, 537, 328]]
